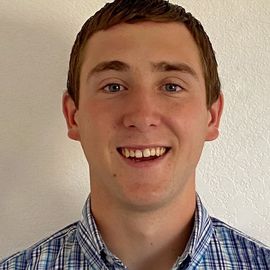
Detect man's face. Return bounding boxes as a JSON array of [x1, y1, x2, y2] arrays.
[[64, 22, 222, 211]]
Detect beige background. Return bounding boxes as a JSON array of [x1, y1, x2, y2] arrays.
[[0, 0, 270, 259]]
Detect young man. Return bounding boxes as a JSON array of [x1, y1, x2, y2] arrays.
[[1, 0, 269, 269]]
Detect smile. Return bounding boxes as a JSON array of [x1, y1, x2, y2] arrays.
[[117, 146, 171, 161]]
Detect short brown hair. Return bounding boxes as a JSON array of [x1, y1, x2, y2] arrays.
[[67, 0, 221, 108]]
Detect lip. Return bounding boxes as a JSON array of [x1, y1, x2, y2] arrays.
[[116, 146, 171, 168]]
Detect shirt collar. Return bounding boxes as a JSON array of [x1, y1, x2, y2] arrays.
[[76, 196, 105, 264], [77, 194, 214, 267], [174, 194, 214, 267], [77, 196, 126, 267]]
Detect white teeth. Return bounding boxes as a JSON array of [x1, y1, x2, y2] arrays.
[[125, 148, 130, 158], [143, 149, 151, 157], [135, 150, 143, 158], [121, 147, 167, 159], [160, 147, 166, 155], [130, 150, 135, 157]]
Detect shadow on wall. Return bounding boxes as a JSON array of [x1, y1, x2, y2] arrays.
[[0, 14, 89, 259]]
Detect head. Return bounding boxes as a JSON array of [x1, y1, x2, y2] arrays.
[[63, 1, 223, 211], [67, 0, 221, 109]]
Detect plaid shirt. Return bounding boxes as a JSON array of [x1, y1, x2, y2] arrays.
[[1, 195, 269, 269]]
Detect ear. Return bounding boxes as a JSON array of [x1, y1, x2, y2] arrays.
[[205, 92, 224, 141], [62, 91, 80, 141]]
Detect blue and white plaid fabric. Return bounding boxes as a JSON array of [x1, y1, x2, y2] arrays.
[[1, 195, 269, 269]]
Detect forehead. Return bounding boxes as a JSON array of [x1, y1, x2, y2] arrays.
[[81, 21, 203, 79]]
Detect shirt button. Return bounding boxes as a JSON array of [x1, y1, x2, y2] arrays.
[[106, 255, 115, 265]]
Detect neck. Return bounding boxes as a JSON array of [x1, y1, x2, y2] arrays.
[[91, 185, 196, 270]]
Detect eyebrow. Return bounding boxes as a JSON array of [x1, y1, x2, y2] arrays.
[[151, 61, 198, 80], [87, 60, 198, 80], [88, 60, 130, 78]]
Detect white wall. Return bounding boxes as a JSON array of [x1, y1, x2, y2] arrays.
[[0, 0, 269, 259]]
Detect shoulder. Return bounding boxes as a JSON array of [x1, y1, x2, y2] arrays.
[[210, 216, 270, 266], [0, 222, 79, 270]]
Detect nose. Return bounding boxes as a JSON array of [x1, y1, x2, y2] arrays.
[[122, 90, 161, 132]]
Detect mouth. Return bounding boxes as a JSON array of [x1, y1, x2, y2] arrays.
[[117, 146, 171, 162]]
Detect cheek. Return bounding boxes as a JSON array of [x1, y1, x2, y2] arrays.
[[79, 101, 113, 129], [165, 99, 209, 141], [77, 102, 119, 152]]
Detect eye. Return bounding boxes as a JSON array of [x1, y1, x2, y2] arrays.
[[163, 83, 183, 92], [103, 83, 126, 93]]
